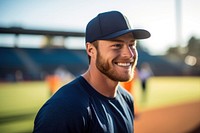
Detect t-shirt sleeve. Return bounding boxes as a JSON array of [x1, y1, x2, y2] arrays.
[[33, 98, 89, 133]]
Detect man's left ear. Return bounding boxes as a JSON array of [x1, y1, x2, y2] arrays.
[[86, 42, 95, 56]]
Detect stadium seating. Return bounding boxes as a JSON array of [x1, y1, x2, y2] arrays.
[[0, 47, 182, 81]]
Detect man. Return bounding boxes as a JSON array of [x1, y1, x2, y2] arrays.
[[33, 11, 150, 133]]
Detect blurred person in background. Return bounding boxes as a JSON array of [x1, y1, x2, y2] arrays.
[[46, 66, 75, 95], [33, 11, 150, 133], [138, 62, 153, 102]]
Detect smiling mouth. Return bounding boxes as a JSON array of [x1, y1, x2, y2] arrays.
[[115, 62, 132, 67]]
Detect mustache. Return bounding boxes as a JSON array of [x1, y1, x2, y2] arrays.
[[114, 58, 136, 63]]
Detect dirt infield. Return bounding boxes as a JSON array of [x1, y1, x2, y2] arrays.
[[134, 101, 200, 133]]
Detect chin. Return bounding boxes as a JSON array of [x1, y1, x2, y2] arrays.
[[118, 76, 133, 82]]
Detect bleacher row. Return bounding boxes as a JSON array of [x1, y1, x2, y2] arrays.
[[0, 47, 88, 81]]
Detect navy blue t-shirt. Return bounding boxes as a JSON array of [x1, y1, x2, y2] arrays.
[[33, 76, 134, 133]]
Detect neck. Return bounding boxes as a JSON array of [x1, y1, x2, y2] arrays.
[[82, 67, 118, 98]]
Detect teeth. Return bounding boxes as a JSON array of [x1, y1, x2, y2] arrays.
[[117, 63, 131, 67]]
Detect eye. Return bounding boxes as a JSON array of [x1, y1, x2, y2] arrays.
[[112, 44, 123, 49], [129, 43, 136, 49]]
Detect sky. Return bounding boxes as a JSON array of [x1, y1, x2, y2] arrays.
[[0, 0, 200, 55]]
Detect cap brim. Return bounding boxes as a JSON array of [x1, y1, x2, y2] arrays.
[[101, 29, 151, 40]]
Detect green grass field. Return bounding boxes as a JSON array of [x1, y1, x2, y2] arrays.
[[133, 77, 200, 111], [0, 77, 200, 132], [0, 81, 50, 133]]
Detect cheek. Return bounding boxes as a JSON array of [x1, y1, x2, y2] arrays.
[[132, 48, 138, 58], [134, 50, 138, 66], [136, 50, 138, 57], [100, 49, 115, 59]]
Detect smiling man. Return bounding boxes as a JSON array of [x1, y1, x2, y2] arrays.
[[33, 11, 150, 133]]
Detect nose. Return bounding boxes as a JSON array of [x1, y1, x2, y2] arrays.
[[122, 45, 136, 59]]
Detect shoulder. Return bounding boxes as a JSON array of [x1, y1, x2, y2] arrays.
[[42, 76, 90, 114], [117, 85, 134, 109], [118, 85, 133, 100], [33, 77, 90, 132]]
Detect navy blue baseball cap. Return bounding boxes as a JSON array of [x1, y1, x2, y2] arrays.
[[86, 11, 151, 43]]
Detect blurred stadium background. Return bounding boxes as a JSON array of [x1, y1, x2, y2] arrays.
[[0, 26, 199, 133], [0, 0, 200, 132]]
